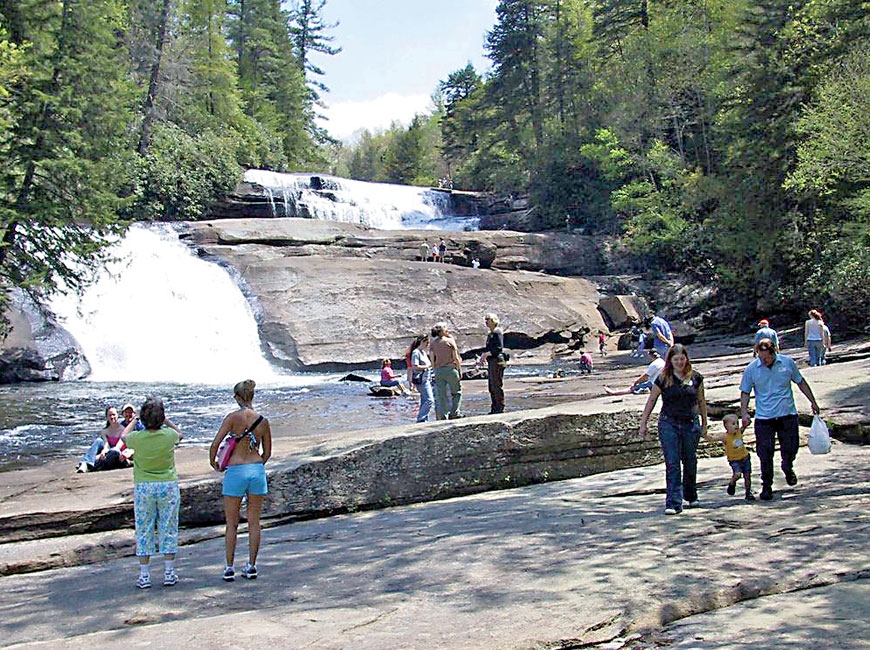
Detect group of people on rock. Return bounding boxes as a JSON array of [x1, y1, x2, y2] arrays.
[[387, 313, 507, 422], [630, 314, 823, 515], [76, 304, 835, 590], [76, 380, 272, 590], [419, 239, 448, 263], [76, 403, 144, 473]]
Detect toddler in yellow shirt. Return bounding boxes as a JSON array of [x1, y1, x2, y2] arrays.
[[707, 413, 756, 502]]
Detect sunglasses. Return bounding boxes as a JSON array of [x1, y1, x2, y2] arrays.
[[757, 345, 772, 352]]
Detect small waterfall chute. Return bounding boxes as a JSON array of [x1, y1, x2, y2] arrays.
[[244, 170, 479, 231], [49, 224, 283, 384]]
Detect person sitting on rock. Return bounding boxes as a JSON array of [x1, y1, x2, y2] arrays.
[[380, 359, 411, 396], [76, 405, 132, 473], [579, 351, 594, 374], [605, 349, 664, 395]]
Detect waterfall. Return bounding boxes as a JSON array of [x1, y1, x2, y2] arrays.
[[245, 170, 480, 231], [49, 224, 282, 384]]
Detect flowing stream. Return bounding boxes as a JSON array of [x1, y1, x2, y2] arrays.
[[1, 176, 482, 472]]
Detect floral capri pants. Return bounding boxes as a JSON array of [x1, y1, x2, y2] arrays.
[[133, 480, 180, 557]]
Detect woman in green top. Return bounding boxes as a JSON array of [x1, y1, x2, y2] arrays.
[[121, 396, 184, 589]]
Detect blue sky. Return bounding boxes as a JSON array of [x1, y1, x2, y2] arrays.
[[310, 0, 498, 140]]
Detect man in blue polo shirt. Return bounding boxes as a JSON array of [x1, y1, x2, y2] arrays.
[[740, 338, 820, 501], [648, 314, 674, 357]]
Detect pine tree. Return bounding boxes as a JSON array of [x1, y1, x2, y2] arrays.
[[0, 0, 139, 331], [288, 0, 341, 102]]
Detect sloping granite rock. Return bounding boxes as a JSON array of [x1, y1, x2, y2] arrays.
[[181, 219, 609, 370], [0, 289, 90, 383]]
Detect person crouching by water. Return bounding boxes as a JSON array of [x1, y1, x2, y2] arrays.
[[410, 335, 435, 422], [209, 379, 272, 582], [638, 344, 708, 515], [77, 405, 132, 473], [120, 396, 184, 589], [430, 322, 464, 419], [477, 312, 506, 414], [380, 358, 411, 396]]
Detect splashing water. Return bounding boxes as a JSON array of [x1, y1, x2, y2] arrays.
[[244, 170, 479, 231], [49, 224, 286, 385]]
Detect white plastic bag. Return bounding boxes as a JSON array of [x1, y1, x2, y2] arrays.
[[807, 415, 831, 455]]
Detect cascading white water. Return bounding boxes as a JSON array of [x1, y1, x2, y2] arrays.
[[245, 170, 479, 231], [49, 224, 282, 384]]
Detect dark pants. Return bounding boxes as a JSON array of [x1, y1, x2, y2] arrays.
[[754, 415, 799, 489], [487, 358, 505, 414]]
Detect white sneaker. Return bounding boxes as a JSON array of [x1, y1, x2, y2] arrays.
[[75, 462, 89, 473], [664, 508, 681, 515], [163, 571, 178, 587], [136, 575, 151, 589]]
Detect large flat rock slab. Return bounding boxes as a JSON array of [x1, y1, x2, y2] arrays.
[[180, 219, 609, 369], [0, 443, 866, 649]]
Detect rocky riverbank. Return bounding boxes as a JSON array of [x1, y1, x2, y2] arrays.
[[0, 336, 867, 647]]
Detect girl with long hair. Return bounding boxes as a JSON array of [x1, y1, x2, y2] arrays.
[[638, 344, 708, 515]]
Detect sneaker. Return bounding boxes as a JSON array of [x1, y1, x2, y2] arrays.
[[683, 499, 700, 509], [784, 469, 798, 486], [136, 575, 151, 589], [635, 387, 650, 394], [223, 566, 235, 582], [448, 413, 465, 420], [759, 487, 773, 501], [664, 507, 681, 515], [243, 563, 258, 580], [163, 571, 178, 587], [745, 491, 756, 502], [75, 462, 89, 474], [726, 483, 736, 496]]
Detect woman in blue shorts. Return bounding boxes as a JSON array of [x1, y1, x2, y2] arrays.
[[209, 379, 272, 581]]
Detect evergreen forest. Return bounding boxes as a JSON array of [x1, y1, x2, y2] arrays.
[[1, 0, 870, 334]]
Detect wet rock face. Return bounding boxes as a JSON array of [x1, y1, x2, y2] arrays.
[[0, 289, 90, 384]]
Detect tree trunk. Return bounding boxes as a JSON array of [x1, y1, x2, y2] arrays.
[[138, 0, 172, 155]]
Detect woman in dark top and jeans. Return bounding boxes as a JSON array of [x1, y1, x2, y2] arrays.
[[479, 313, 505, 414], [638, 344, 708, 515]]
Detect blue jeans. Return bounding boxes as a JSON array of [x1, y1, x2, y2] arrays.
[[81, 437, 105, 466], [807, 340, 825, 366], [416, 378, 434, 422], [81, 438, 125, 471], [658, 415, 701, 510], [433, 367, 462, 420], [631, 380, 653, 393]]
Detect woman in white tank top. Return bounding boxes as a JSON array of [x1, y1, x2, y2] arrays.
[[804, 309, 825, 367]]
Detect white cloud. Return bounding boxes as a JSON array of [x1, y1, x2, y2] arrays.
[[319, 92, 435, 141]]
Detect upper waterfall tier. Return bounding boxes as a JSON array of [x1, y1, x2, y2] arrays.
[[237, 170, 481, 231]]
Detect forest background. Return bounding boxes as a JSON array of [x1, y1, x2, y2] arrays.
[[1, 0, 869, 337]]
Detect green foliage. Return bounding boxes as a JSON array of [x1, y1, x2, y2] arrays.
[[0, 0, 337, 334], [0, 0, 140, 312], [130, 124, 243, 221]]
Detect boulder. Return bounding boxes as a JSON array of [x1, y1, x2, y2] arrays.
[[369, 384, 403, 397], [0, 289, 90, 384], [598, 295, 649, 330]]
